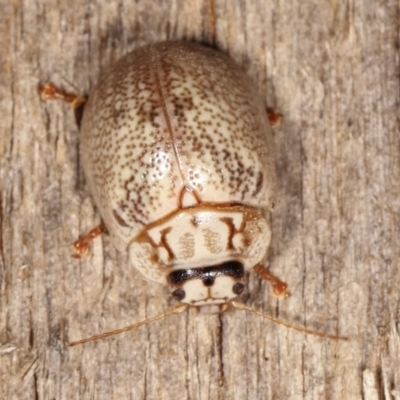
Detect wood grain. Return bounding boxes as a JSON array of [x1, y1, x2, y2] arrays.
[[1, 1, 400, 399]]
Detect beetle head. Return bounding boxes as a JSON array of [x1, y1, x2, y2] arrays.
[[167, 260, 245, 313]]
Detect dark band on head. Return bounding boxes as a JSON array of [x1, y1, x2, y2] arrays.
[[168, 261, 244, 287]]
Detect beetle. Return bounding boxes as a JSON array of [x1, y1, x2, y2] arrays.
[[39, 41, 345, 344]]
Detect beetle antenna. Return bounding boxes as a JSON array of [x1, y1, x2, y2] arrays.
[[67, 304, 188, 347], [231, 301, 348, 340]]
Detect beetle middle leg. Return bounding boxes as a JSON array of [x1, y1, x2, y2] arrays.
[[38, 82, 87, 128], [254, 264, 289, 297]]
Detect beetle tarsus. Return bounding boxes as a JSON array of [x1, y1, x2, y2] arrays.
[[72, 224, 107, 258]]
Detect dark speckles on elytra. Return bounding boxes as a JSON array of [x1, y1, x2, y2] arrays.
[[80, 41, 274, 247]]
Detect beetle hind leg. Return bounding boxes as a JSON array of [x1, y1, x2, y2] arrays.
[[254, 264, 289, 297], [38, 82, 87, 128]]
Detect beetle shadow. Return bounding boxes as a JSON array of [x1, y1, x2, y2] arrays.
[[269, 117, 304, 261]]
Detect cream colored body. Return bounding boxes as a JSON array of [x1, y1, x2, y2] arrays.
[[80, 42, 277, 309]]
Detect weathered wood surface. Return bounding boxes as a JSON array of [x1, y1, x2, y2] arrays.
[[1, 1, 400, 399]]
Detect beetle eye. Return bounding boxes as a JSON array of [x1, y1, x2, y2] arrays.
[[232, 283, 244, 295], [172, 289, 186, 301]]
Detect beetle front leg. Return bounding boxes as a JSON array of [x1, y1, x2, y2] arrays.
[[72, 223, 108, 258], [38, 82, 87, 128], [254, 264, 289, 297]]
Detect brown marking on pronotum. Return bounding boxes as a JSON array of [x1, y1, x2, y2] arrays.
[[219, 217, 236, 250], [203, 228, 223, 254], [159, 226, 175, 260], [132, 204, 263, 258], [129, 202, 256, 246]]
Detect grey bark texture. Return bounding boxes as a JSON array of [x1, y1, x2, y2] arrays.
[[1, 1, 400, 399]]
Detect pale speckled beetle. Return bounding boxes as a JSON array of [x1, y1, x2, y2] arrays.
[[39, 41, 346, 344]]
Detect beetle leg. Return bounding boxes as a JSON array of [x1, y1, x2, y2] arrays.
[[38, 82, 87, 128], [266, 108, 283, 127], [72, 222, 108, 258], [254, 264, 289, 297]]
